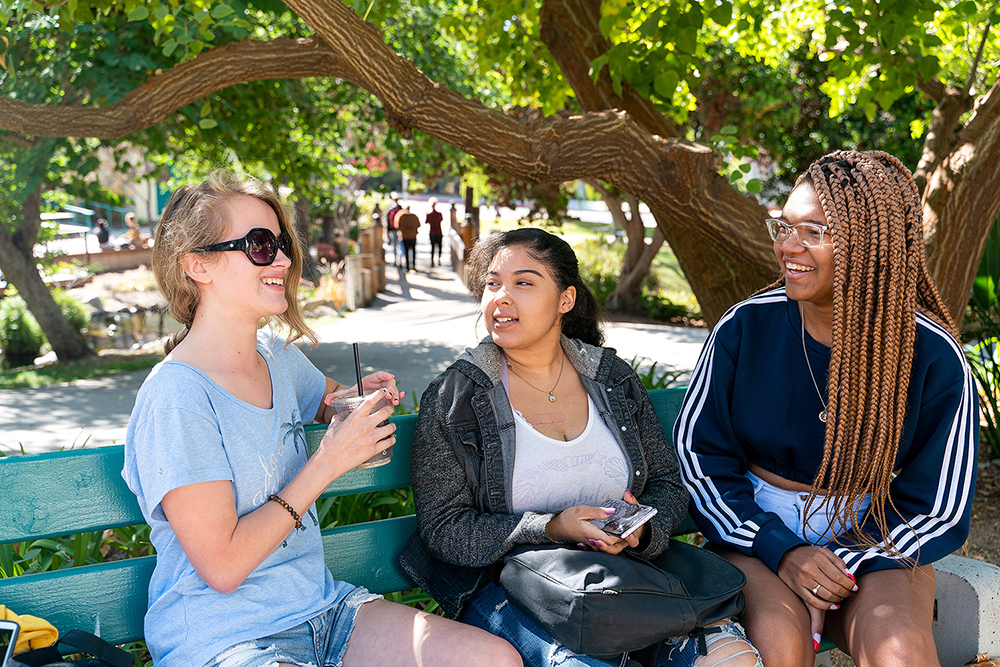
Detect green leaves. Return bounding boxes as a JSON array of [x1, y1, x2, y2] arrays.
[[709, 125, 760, 194], [127, 5, 149, 22]]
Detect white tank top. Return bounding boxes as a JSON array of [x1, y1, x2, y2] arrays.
[[502, 364, 629, 513]]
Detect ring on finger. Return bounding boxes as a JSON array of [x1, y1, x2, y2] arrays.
[[811, 583, 822, 596]]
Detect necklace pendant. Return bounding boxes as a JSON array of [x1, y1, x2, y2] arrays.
[[548, 393, 556, 402], [819, 409, 828, 423]]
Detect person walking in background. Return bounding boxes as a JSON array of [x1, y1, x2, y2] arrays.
[[385, 195, 403, 267], [122, 212, 148, 249], [94, 218, 111, 250], [425, 198, 444, 267], [396, 206, 420, 272]]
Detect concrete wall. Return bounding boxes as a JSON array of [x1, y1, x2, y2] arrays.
[[65, 248, 153, 272]]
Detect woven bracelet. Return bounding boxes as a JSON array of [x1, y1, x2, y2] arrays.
[[268, 494, 303, 530]]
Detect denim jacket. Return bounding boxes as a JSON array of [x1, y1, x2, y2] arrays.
[[398, 336, 690, 619]]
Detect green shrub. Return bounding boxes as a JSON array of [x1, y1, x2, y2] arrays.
[[0, 295, 45, 368], [629, 356, 686, 390], [53, 288, 92, 334], [574, 237, 624, 304], [0, 290, 92, 367], [641, 287, 700, 322], [575, 237, 701, 322], [965, 213, 1000, 458]]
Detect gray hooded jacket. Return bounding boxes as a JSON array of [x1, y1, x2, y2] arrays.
[[398, 336, 690, 619]]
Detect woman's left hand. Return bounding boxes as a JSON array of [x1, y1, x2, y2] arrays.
[[546, 505, 636, 554], [317, 372, 404, 423], [359, 371, 403, 405]]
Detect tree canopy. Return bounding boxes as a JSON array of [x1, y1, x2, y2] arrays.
[[1, 0, 997, 333]]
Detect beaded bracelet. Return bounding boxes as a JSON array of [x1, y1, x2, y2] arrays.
[[268, 494, 303, 530]]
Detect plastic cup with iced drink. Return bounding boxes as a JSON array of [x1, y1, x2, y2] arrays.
[[327, 393, 393, 468]]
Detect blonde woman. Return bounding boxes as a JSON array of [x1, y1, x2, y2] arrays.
[[675, 151, 978, 667], [123, 172, 521, 667]]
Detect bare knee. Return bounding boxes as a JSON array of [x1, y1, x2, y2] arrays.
[[851, 624, 938, 667]]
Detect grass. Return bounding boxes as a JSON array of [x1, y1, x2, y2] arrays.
[[0, 349, 162, 390]]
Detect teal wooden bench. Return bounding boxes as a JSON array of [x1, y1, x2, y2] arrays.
[[0, 387, 832, 655]]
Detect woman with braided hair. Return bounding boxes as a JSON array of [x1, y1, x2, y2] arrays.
[[674, 150, 978, 667]]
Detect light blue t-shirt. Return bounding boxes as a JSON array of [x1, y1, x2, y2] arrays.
[[123, 330, 352, 667]]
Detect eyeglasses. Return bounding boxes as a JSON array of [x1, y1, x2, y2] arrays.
[[195, 228, 293, 266], [765, 219, 829, 248]]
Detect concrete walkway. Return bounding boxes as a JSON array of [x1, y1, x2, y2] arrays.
[[0, 241, 708, 456]]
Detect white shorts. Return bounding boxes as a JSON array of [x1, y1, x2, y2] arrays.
[[747, 471, 871, 545]]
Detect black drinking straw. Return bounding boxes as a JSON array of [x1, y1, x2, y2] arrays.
[[353, 343, 365, 398]]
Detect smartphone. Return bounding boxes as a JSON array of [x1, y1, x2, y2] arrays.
[[0, 619, 19, 667], [590, 498, 658, 539]]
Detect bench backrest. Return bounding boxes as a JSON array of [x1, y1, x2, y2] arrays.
[[0, 387, 688, 645]]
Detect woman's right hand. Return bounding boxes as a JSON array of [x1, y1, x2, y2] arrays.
[[545, 505, 637, 554], [316, 389, 396, 473]]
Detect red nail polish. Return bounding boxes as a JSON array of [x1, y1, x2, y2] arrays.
[[813, 639, 820, 652], [847, 572, 856, 583]]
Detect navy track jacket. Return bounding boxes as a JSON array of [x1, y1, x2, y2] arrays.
[[674, 289, 978, 576]]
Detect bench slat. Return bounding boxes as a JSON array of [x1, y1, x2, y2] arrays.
[[322, 515, 417, 594], [0, 448, 142, 542], [0, 515, 420, 647], [304, 414, 416, 497], [0, 415, 418, 544], [647, 387, 687, 444], [0, 556, 154, 644]]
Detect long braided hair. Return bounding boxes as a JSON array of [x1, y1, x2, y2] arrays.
[[769, 150, 958, 557]]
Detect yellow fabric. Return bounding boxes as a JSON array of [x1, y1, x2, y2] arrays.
[[0, 605, 58, 654]]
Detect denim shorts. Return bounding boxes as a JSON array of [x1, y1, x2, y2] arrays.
[[204, 587, 381, 667], [461, 582, 760, 667], [748, 471, 871, 545]]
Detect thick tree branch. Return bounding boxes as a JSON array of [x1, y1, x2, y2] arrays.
[[2, 0, 776, 323], [916, 76, 947, 102], [960, 77, 1000, 143], [912, 84, 976, 192], [0, 38, 359, 139], [538, 0, 681, 139]]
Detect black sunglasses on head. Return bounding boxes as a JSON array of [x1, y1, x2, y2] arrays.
[[195, 228, 293, 266]]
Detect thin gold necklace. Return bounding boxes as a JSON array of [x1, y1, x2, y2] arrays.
[[505, 353, 565, 403], [799, 303, 829, 423]]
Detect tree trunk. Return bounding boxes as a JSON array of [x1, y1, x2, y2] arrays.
[[919, 79, 1000, 322], [585, 180, 667, 314], [537, 0, 774, 324], [0, 188, 94, 362]]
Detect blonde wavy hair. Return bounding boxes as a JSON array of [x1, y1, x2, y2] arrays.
[[152, 171, 316, 354], [765, 150, 958, 558]]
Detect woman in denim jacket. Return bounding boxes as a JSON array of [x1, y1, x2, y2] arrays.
[[400, 228, 761, 667]]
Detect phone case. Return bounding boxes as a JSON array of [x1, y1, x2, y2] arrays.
[[0, 619, 19, 667], [590, 498, 658, 539]]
